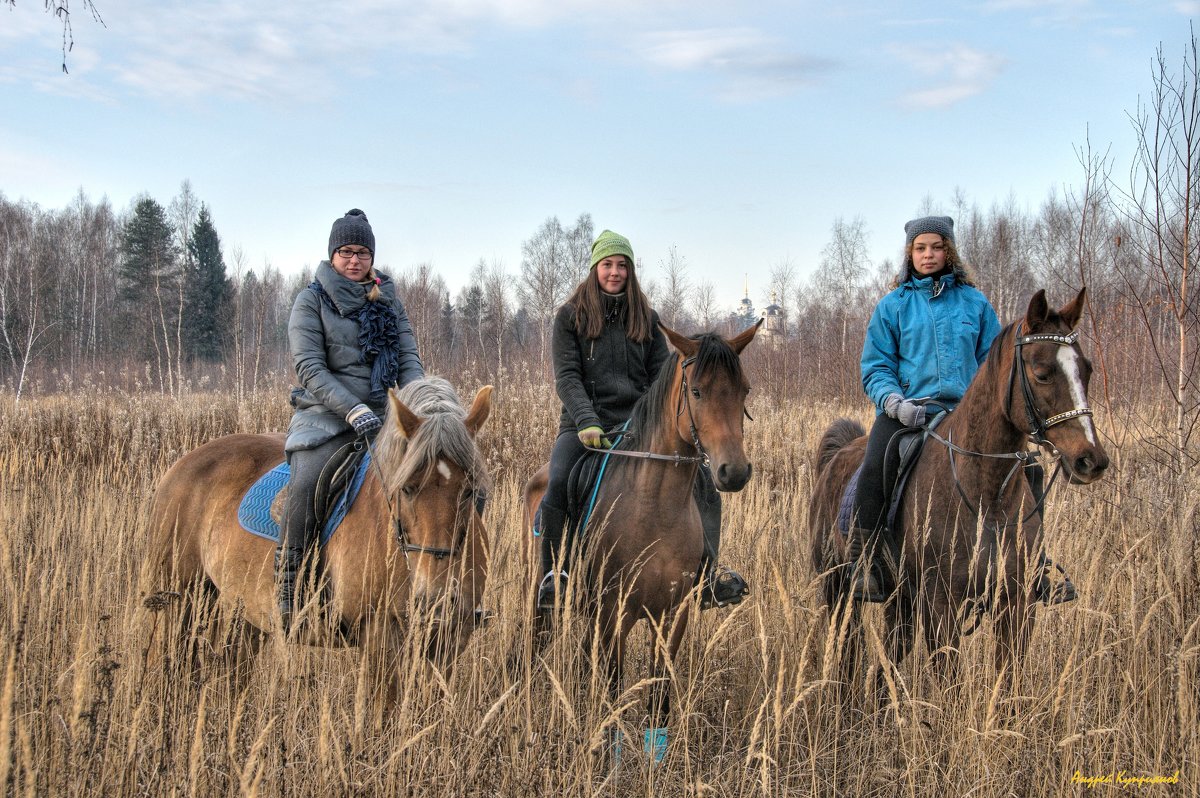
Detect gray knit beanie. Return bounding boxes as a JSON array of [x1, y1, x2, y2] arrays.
[[328, 209, 376, 259], [904, 215, 955, 248]]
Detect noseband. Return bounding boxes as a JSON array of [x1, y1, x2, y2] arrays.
[[1006, 326, 1094, 448], [366, 438, 475, 562]]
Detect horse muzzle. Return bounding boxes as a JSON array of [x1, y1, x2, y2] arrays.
[[1065, 447, 1109, 484], [713, 461, 752, 492]]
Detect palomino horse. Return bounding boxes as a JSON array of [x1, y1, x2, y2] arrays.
[[145, 377, 493, 678], [522, 322, 759, 758], [810, 289, 1109, 687]]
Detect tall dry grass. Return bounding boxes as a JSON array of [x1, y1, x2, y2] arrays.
[[0, 383, 1196, 796]]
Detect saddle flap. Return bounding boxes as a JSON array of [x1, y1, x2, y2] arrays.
[[885, 410, 949, 530]]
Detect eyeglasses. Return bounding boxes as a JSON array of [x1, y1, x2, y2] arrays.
[[335, 248, 373, 261]]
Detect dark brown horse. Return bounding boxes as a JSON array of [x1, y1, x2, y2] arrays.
[[810, 289, 1109, 687], [145, 377, 493, 681], [521, 322, 759, 759]]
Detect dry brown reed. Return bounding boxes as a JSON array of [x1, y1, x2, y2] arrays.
[[0, 385, 1195, 796]]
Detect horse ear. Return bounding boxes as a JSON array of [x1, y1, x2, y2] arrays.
[[728, 318, 763, 355], [1024, 289, 1049, 331], [1058, 286, 1087, 330], [465, 385, 493, 437], [387, 388, 422, 440], [661, 323, 698, 358]]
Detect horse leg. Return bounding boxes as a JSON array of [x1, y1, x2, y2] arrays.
[[877, 588, 915, 706], [920, 587, 962, 692], [990, 578, 1034, 694], [644, 604, 689, 764], [585, 600, 629, 767]]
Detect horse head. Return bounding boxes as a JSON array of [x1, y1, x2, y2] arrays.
[[1008, 288, 1109, 484], [382, 381, 493, 635], [661, 321, 760, 492]]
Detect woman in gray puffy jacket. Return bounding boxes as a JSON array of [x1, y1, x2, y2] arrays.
[[278, 209, 424, 629]]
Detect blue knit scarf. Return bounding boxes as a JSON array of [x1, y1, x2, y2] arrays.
[[310, 280, 402, 406]]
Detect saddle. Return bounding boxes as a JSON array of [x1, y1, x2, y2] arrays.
[[836, 410, 949, 538], [239, 440, 371, 546], [882, 410, 949, 532]]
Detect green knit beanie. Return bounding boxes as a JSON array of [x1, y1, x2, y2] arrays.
[[590, 229, 634, 269]]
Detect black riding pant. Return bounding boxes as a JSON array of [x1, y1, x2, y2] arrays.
[[282, 431, 356, 553], [852, 413, 905, 534], [537, 429, 722, 571]]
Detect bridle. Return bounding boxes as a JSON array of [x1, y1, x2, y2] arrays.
[[926, 323, 1092, 526], [1006, 325, 1093, 447], [582, 354, 711, 466], [366, 438, 476, 562]]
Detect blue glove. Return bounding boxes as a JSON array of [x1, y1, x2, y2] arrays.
[[883, 393, 927, 428], [347, 404, 382, 436]]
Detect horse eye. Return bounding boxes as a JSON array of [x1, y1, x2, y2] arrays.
[[400, 484, 417, 499], [1033, 366, 1054, 384], [691, 388, 701, 399]]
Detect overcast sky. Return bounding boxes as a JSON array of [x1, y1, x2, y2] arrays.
[[2, 0, 1196, 309]]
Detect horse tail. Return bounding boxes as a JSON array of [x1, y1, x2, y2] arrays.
[[815, 418, 865, 472]]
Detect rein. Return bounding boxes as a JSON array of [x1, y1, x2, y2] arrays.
[[923, 324, 1090, 528], [582, 354, 711, 467]]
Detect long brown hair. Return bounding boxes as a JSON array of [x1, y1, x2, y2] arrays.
[[566, 258, 654, 341], [896, 236, 979, 288]]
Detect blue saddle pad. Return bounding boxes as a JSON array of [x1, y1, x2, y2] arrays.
[[836, 464, 864, 537], [237, 455, 371, 546]]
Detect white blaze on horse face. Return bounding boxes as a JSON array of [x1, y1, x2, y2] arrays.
[[1057, 345, 1098, 446], [437, 460, 452, 482]]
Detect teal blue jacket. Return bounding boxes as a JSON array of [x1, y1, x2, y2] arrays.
[[860, 272, 1001, 414]]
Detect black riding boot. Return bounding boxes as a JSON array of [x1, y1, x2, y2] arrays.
[[535, 503, 570, 611], [275, 545, 305, 631], [846, 526, 886, 603], [695, 470, 749, 610]]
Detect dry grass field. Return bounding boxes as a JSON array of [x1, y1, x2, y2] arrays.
[[0, 380, 1196, 796]]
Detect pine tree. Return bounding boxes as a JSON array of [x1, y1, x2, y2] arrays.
[[184, 204, 231, 361], [119, 196, 178, 363]]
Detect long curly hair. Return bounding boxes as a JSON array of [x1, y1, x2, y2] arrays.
[[895, 236, 979, 288], [565, 259, 654, 342]]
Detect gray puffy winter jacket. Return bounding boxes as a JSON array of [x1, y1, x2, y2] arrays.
[[285, 261, 424, 452]]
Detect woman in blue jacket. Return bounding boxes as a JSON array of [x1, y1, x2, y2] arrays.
[[279, 209, 425, 629], [850, 215, 1000, 602]]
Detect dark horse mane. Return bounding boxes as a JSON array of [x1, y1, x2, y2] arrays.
[[621, 332, 747, 450]]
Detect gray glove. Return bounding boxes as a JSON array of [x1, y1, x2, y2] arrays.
[[347, 403, 383, 436], [883, 393, 927, 428]]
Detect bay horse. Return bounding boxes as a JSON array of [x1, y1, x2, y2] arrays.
[[810, 289, 1109, 689], [144, 377, 493, 684], [521, 322, 759, 760]]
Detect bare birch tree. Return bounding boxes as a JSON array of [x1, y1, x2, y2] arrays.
[[1112, 31, 1200, 472]]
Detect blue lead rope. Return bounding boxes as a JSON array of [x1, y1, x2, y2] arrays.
[[578, 420, 630, 534]]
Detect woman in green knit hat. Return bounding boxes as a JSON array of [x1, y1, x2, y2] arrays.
[[534, 229, 748, 612]]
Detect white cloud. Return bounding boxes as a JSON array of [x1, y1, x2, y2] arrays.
[[891, 44, 1006, 109], [633, 28, 835, 100], [1174, 1, 1200, 14], [2, 0, 706, 102]]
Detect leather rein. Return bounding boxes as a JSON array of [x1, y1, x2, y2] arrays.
[[583, 354, 751, 467]]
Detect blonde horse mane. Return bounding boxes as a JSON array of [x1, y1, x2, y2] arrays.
[[372, 376, 492, 498]]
